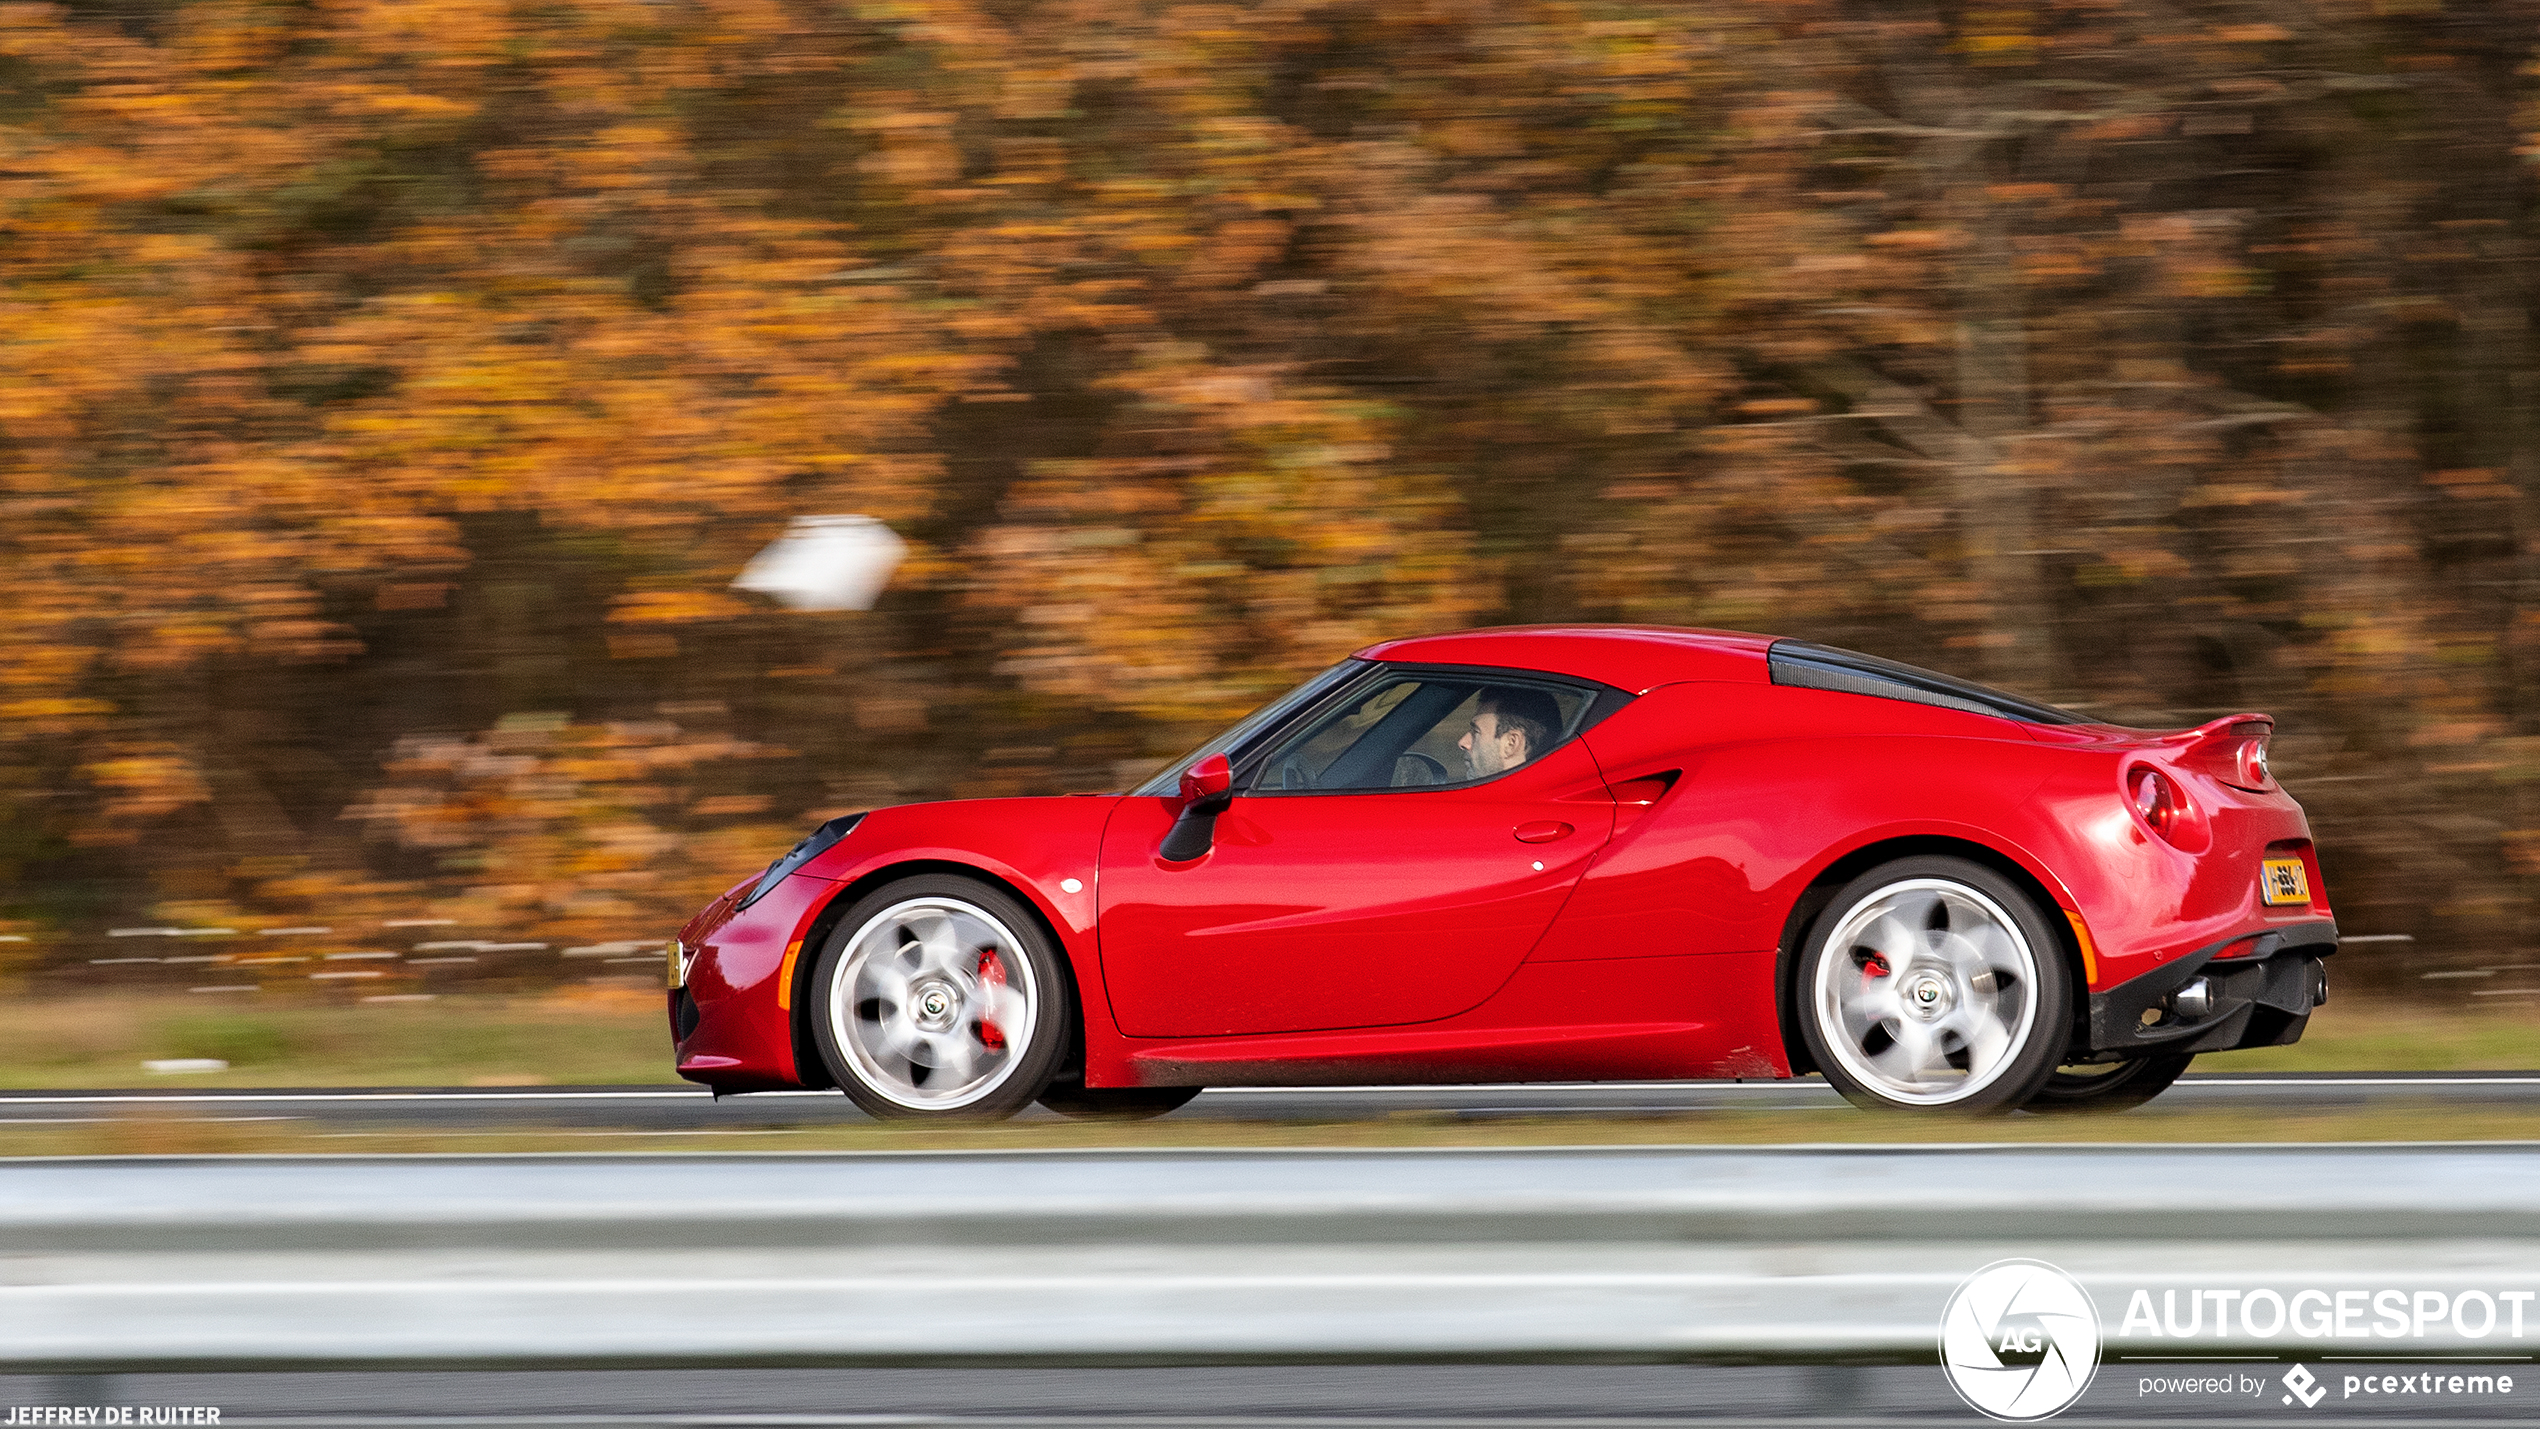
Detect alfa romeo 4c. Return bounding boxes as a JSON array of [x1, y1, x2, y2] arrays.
[[667, 626, 2335, 1118]]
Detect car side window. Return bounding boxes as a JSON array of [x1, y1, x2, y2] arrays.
[[1252, 674, 1592, 792]]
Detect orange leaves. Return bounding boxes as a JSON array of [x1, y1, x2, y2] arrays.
[[1946, 5, 2045, 66], [970, 353, 1492, 727], [848, 110, 965, 190], [81, 747, 213, 842], [2426, 469, 2518, 502], [0, 697, 115, 738], [320, 84, 483, 124], [608, 591, 752, 625], [0, 0, 2522, 960], [2013, 236, 2101, 285], [332, 0, 516, 69], [1865, 228, 1962, 251], [341, 716, 794, 937]]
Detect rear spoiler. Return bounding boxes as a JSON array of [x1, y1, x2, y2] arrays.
[[2157, 714, 2276, 791]]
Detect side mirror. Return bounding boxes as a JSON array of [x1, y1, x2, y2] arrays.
[[1161, 753, 1235, 862], [1179, 752, 1233, 807]]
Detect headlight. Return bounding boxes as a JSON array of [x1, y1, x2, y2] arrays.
[[737, 813, 866, 910], [666, 939, 693, 990]]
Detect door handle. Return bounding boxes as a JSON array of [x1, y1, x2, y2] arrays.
[[1513, 820, 1573, 844]]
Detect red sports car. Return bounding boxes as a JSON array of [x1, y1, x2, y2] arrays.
[[667, 626, 2335, 1118]]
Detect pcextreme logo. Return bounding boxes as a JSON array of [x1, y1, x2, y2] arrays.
[[2283, 1365, 2328, 1407], [1940, 1259, 2104, 1421]]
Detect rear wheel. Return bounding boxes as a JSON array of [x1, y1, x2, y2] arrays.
[[2024, 1053, 2193, 1114], [1796, 857, 2073, 1115], [1037, 1082, 1201, 1121], [809, 875, 1071, 1122]]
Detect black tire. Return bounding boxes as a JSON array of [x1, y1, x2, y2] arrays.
[[1036, 1081, 1202, 1121], [807, 874, 1073, 1123], [2023, 1053, 2193, 1115], [1794, 856, 2075, 1115]]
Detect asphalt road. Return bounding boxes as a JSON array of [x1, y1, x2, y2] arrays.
[[11, 1364, 2536, 1427], [2, 1071, 2532, 1131]]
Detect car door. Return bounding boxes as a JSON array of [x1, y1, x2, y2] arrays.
[[1096, 669, 1619, 1038]]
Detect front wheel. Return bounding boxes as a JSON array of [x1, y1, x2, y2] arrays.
[[1796, 857, 2074, 1115], [2023, 1053, 2193, 1115], [809, 875, 1072, 1122]]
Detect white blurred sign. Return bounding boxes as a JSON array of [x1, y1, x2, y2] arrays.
[[731, 515, 907, 612]]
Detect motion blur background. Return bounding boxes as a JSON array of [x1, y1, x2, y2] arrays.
[[6, 0, 2538, 1013]]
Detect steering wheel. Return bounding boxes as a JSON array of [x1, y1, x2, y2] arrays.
[[1391, 752, 1451, 787], [1275, 755, 1318, 790]]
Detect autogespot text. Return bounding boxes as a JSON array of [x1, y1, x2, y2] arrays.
[[2117, 1288, 2536, 1342]]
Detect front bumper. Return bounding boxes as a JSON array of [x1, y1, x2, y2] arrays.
[[2079, 919, 2338, 1062]]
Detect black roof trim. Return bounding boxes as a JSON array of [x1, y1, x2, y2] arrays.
[[1765, 640, 2085, 726]]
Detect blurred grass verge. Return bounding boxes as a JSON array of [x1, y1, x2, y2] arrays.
[[0, 991, 2526, 1093], [4, 988, 665, 1089], [9, 1104, 2540, 1159]]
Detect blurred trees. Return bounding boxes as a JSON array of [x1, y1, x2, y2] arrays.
[[3, 0, 2538, 983]]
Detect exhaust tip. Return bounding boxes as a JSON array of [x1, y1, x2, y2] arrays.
[[2170, 977, 2214, 1021]]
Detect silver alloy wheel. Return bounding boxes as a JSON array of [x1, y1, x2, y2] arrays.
[[828, 896, 1038, 1112], [1810, 877, 2040, 1107]]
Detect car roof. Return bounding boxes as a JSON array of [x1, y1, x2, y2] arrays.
[[1353, 625, 1775, 693]]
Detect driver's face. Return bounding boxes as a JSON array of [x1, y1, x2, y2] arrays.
[[1458, 709, 1524, 778]]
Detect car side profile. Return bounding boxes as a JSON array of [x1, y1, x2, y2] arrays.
[[667, 625, 2336, 1118]]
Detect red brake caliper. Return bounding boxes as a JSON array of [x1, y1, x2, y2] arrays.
[[975, 949, 1008, 1050], [1861, 952, 1891, 985]]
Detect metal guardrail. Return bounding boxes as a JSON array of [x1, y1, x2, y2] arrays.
[[3, 1144, 2536, 1370]]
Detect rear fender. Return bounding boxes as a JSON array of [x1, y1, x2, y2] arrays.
[[1769, 830, 2090, 1078]]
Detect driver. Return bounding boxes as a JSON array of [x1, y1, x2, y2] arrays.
[[1457, 686, 1563, 780]]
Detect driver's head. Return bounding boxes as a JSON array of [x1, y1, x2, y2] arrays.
[[1458, 687, 1562, 779]]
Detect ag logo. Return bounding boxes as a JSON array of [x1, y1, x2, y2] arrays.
[[1940, 1259, 2103, 1421]]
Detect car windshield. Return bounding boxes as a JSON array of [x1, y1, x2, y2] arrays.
[[1129, 660, 1368, 796]]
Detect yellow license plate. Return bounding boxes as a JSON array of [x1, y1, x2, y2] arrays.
[[2261, 858, 2311, 906]]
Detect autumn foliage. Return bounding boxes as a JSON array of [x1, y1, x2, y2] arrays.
[[4, 0, 2539, 988]]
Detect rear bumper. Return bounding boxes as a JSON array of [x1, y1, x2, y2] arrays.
[[2079, 918, 2338, 1061]]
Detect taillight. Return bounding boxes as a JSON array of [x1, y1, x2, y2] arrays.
[[2234, 733, 2273, 790], [2130, 766, 2183, 841]]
